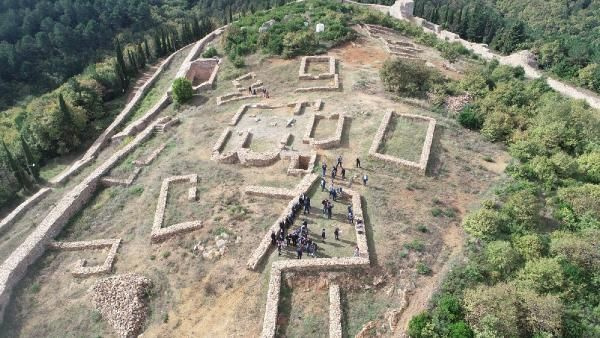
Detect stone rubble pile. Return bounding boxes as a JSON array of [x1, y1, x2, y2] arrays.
[[90, 273, 152, 338], [193, 232, 242, 260], [445, 93, 472, 113]]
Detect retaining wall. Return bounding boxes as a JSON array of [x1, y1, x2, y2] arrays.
[[0, 188, 51, 235]]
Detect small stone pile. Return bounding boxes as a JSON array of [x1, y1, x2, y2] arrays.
[[90, 273, 152, 338], [445, 93, 472, 114], [194, 233, 241, 260]]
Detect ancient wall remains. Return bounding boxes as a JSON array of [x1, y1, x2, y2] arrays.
[[369, 111, 435, 175], [52, 27, 225, 185], [0, 188, 51, 235], [49, 238, 121, 277], [245, 173, 319, 270], [296, 56, 341, 92], [100, 167, 142, 187], [284, 152, 317, 177], [151, 174, 202, 243], [133, 143, 167, 167], [185, 58, 221, 92], [303, 113, 346, 149], [329, 284, 343, 338], [112, 95, 172, 142]]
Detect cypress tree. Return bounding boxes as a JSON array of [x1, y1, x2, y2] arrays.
[[192, 17, 201, 38], [229, 6, 233, 23], [115, 39, 129, 90], [128, 50, 138, 73], [1, 141, 30, 191], [137, 44, 146, 69], [144, 39, 151, 60], [153, 33, 161, 58], [20, 134, 39, 181]]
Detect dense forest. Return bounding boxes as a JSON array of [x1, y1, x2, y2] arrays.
[[380, 57, 600, 336], [413, 0, 600, 93], [0, 0, 292, 210]]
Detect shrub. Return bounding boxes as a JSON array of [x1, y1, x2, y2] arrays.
[[462, 208, 505, 241], [171, 78, 193, 103], [416, 262, 432, 275], [380, 58, 440, 97], [408, 312, 432, 338], [517, 257, 564, 293], [457, 105, 483, 130], [202, 46, 218, 58]]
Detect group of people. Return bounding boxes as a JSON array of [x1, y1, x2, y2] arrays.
[[266, 155, 369, 260], [249, 86, 270, 98]]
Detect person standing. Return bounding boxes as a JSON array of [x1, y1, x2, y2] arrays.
[[341, 168, 346, 179], [354, 246, 360, 257], [321, 228, 326, 241], [322, 162, 328, 176], [321, 177, 326, 191], [297, 246, 303, 259], [356, 158, 361, 168], [304, 196, 311, 214], [337, 155, 343, 168], [362, 174, 368, 185], [271, 231, 276, 245], [334, 227, 340, 240]]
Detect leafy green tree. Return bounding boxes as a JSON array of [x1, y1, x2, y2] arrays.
[[485, 240, 520, 279], [463, 282, 522, 337], [517, 257, 564, 293], [577, 151, 600, 183], [503, 189, 541, 233], [513, 234, 545, 261], [380, 59, 439, 97], [407, 312, 432, 338], [520, 289, 563, 336], [462, 207, 505, 241], [1, 140, 30, 191], [171, 78, 193, 103]]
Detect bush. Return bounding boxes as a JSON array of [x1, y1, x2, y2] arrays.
[[416, 262, 432, 275], [230, 54, 245, 68], [408, 312, 432, 338], [171, 78, 193, 103], [462, 208, 506, 241], [457, 105, 483, 130], [380, 58, 439, 97], [202, 47, 219, 58]]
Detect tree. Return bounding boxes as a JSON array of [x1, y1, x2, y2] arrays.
[[407, 312, 432, 338], [517, 257, 564, 293], [513, 234, 545, 261], [463, 282, 522, 337], [136, 44, 146, 69], [1, 140, 30, 191], [485, 240, 520, 279], [144, 39, 151, 60], [577, 151, 600, 183], [114, 39, 129, 91], [380, 59, 439, 97], [171, 78, 193, 103], [503, 189, 541, 233], [462, 207, 505, 241], [20, 134, 39, 181]]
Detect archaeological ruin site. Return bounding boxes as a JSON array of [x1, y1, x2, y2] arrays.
[[1, 0, 598, 337]]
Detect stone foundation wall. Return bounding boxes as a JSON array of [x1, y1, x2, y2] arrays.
[[298, 56, 336, 79], [329, 284, 343, 338], [101, 167, 142, 187], [261, 257, 369, 338], [217, 92, 258, 106], [133, 143, 167, 167], [369, 111, 435, 174], [284, 152, 317, 177], [0, 188, 51, 235], [49, 238, 121, 277], [295, 74, 340, 92], [112, 95, 172, 142], [151, 174, 202, 243], [245, 174, 319, 270], [304, 113, 346, 149]]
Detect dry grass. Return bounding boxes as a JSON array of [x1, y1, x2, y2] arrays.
[[0, 28, 508, 337]]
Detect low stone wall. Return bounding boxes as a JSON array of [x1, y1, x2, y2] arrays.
[[284, 152, 317, 177], [133, 143, 167, 167], [151, 174, 202, 243], [304, 113, 346, 149], [238, 148, 281, 167], [369, 111, 435, 175], [261, 257, 370, 338], [295, 74, 340, 92], [0, 101, 172, 323], [329, 284, 343, 338], [186, 58, 221, 93], [245, 173, 319, 270], [0, 188, 51, 235], [244, 186, 296, 200], [298, 55, 336, 80], [112, 95, 172, 142], [101, 167, 142, 187], [216, 92, 259, 106], [49, 238, 121, 277]]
